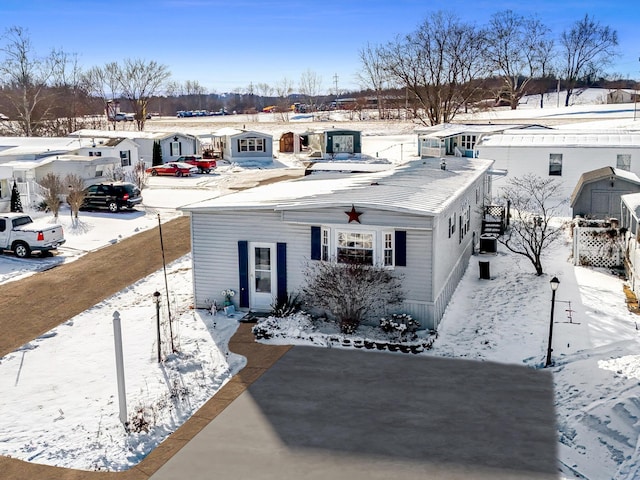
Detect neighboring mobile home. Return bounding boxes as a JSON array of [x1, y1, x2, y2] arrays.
[[181, 156, 494, 330], [416, 123, 546, 159], [476, 131, 640, 202], [210, 128, 273, 165], [72, 130, 199, 165], [304, 129, 362, 158]]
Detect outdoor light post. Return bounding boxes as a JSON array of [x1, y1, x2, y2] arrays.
[[153, 291, 161, 363], [545, 276, 560, 367]]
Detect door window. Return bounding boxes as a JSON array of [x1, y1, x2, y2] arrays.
[[254, 247, 272, 292]]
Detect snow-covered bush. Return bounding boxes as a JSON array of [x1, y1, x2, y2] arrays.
[[380, 313, 420, 340], [301, 260, 404, 334]]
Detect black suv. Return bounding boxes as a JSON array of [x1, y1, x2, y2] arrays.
[[81, 182, 143, 212]]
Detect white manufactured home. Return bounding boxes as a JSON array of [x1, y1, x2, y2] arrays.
[[476, 131, 640, 202], [208, 128, 273, 165], [72, 130, 200, 165], [181, 156, 494, 330]]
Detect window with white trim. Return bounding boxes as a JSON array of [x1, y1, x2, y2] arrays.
[[549, 153, 562, 176], [617, 154, 631, 171], [238, 138, 265, 152], [318, 228, 396, 266], [383, 232, 394, 266], [460, 134, 476, 150], [337, 231, 374, 265], [120, 150, 131, 167]]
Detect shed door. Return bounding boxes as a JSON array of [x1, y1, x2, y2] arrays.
[[332, 135, 354, 153], [249, 243, 276, 310], [591, 191, 611, 217]]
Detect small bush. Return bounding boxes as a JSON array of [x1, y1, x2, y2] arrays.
[[302, 261, 404, 334], [380, 313, 420, 340], [270, 292, 302, 317]]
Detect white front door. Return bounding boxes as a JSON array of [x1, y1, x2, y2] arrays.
[[249, 242, 276, 310]]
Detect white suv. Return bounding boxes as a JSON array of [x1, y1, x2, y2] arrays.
[[111, 113, 134, 122]]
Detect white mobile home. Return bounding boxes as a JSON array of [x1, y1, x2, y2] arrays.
[[476, 131, 640, 201], [72, 130, 200, 165], [209, 128, 273, 165], [181, 156, 494, 330], [416, 123, 547, 159]]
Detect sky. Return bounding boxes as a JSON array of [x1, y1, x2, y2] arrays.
[[1, 102, 640, 477], [0, 0, 638, 95]]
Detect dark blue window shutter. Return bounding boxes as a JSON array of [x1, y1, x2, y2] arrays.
[[277, 243, 287, 305], [311, 226, 321, 260], [238, 241, 249, 308], [395, 231, 406, 267]]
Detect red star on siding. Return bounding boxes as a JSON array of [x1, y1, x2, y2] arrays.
[[345, 205, 362, 223]]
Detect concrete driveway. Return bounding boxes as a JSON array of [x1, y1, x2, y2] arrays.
[[151, 346, 558, 480]]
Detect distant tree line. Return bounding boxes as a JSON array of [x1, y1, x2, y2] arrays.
[[0, 10, 631, 135]]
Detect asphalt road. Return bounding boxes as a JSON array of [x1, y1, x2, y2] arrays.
[[0, 215, 191, 359]]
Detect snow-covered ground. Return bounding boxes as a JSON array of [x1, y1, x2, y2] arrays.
[[1, 91, 640, 477]]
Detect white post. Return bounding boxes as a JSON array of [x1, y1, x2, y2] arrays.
[[112, 311, 127, 426], [573, 226, 579, 266]]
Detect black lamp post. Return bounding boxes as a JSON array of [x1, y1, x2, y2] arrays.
[[545, 277, 560, 367], [153, 291, 162, 363]]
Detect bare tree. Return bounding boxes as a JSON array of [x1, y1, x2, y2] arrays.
[[83, 63, 121, 129], [380, 11, 487, 126], [114, 59, 171, 131], [126, 159, 148, 191], [560, 14, 618, 106], [483, 11, 552, 109], [274, 77, 294, 122], [358, 43, 389, 119], [498, 174, 567, 275], [0, 26, 64, 136], [302, 260, 404, 334], [64, 173, 86, 224], [298, 69, 323, 111], [37, 173, 65, 219]]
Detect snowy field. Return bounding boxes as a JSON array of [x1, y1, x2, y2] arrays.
[[1, 90, 640, 477]]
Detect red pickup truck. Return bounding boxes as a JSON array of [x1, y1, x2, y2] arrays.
[[176, 155, 216, 174]]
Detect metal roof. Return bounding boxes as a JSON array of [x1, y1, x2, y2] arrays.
[[182, 157, 494, 217], [570, 167, 640, 205], [477, 132, 640, 148]]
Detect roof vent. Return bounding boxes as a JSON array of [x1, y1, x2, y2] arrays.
[[440, 158, 447, 170]]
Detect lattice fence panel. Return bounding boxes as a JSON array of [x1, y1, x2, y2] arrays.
[[575, 227, 623, 268]]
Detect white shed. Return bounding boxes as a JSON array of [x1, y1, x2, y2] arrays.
[[181, 156, 494, 330]]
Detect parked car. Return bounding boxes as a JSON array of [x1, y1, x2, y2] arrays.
[[0, 113, 9, 121], [176, 155, 217, 173], [110, 112, 134, 122], [80, 182, 143, 212], [145, 162, 198, 177], [0, 213, 65, 258]]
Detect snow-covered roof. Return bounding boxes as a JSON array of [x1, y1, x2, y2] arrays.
[[414, 123, 544, 138], [621, 192, 640, 218], [571, 167, 640, 205], [210, 128, 272, 138], [0, 154, 118, 169], [71, 129, 195, 141], [0, 136, 90, 156], [182, 157, 494, 217], [477, 131, 640, 148]]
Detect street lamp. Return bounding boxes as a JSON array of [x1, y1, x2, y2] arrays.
[[545, 277, 560, 367], [153, 291, 162, 363]]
